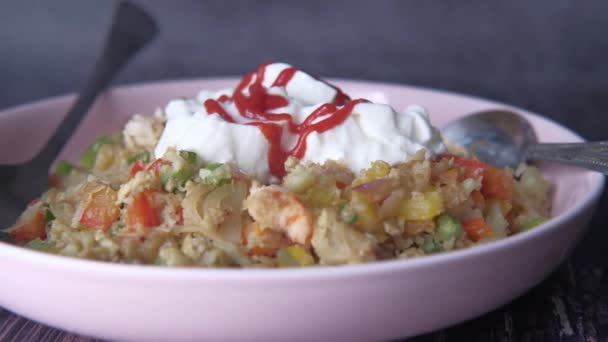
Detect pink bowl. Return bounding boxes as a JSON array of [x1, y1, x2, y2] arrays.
[[0, 79, 603, 341]]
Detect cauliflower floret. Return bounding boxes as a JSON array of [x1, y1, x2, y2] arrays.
[[123, 114, 164, 151], [157, 240, 192, 266], [311, 209, 377, 265]]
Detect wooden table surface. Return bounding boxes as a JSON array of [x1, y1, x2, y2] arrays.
[[2, 0, 608, 341]]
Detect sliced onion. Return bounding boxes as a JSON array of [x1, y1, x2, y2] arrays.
[[200, 180, 248, 244], [378, 189, 406, 219], [351, 178, 394, 193], [351, 178, 395, 202]]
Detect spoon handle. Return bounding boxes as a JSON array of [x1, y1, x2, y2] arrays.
[[526, 141, 608, 174], [38, 1, 158, 165], [5, 1, 157, 207]]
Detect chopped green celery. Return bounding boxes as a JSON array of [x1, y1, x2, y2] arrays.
[[0, 230, 14, 243], [283, 168, 316, 193], [339, 203, 358, 224], [206, 163, 223, 171], [201, 163, 232, 186], [215, 178, 232, 187], [277, 245, 315, 267], [518, 216, 547, 232], [80, 135, 114, 169], [55, 160, 73, 176], [43, 204, 55, 224], [161, 165, 194, 188], [127, 151, 151, 165], [436, 214, 463, 242], [179, 150, 198, 164], [109, 224, 123, 237], [25, 239, 54, 252], [159, 165, 172, 186], [173, 168, 193, 186], [154, 256, 166, 266], [421, 235, 442, 254]]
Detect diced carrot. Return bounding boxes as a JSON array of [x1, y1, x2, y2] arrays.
[[241, 222, 284, 256], [11, 209, 46, 243], [481, 165, 513, 200], [175, 206, 184, 226], [438, 154, 485, 179], [48, 174, 61, 188], [458, 160, 485, 179], [335, 180, 347, 189], [146, 159, 171, 177], [462, 217, 493, 242], [439, 154, 513, 200], [436, 168, 459, 184], [127, 189, 161, 229], [80, 186, 120, 231], [247, 246, 279, 257], [129, 160, 146, 177]]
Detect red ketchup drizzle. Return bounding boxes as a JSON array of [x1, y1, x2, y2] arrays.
[[203, 99, 235, 123], [203, 63, 359, 179], [272, 67, 297, 87]]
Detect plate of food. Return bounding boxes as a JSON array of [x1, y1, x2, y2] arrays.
[[0, 62, 603, 341]]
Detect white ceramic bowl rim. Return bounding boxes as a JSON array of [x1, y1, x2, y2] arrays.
[[0, 78, 603, 282]]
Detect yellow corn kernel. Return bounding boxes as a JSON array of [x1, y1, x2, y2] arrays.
[[277, 245, 315, 267], [304, 184, 337, 208], [351, 191, 381, 232], [399, 190, 444, 221], [367, 161, 391, 179], [353, 160, 391, 186]]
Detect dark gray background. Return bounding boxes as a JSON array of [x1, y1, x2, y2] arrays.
[[2, 0, 607, 140], [1, 1, 607, 341]]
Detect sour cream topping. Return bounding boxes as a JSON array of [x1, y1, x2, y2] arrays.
[[154, 62, 444, 182]]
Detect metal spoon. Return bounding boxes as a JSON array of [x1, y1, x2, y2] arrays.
[[441, 109, 608, 174], [0, 1, 158, 224]]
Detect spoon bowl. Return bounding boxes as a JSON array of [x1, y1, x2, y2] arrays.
[[442, 110, 538, 168], [442, 109, 608, 174]]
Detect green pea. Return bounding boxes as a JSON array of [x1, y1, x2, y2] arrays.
[[421, 235, 442, 254], [436, 214, 463, 242]]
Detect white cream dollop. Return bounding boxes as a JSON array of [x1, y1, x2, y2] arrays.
[[154, 63, 444, 182]]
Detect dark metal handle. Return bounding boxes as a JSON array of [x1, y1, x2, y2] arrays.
[[5, 1, 158, 207], [37, 1, 158, 165], [526, 141, 608, 174]]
